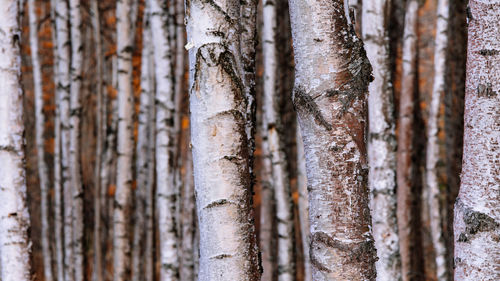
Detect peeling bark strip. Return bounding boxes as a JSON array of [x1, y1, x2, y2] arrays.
[[288, 0, 377, 279], [148, 0, 180, 279], [361, 0, 401, 280], [262, 0, 296, 279], [28, 1, 53, 280], [454, 0, 500, 280], [425, 0, 451, 279], [0, 1, 32, 280], [186, 0, 261, 279], [113, 0, 135, 280]]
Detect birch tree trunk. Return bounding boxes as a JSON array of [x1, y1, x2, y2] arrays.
[[0, 2, 32, 280], [180, 143, 196, 281], [148, 0, 180, 279], [69, 1, 84, 280], [52, 0, 74, 279], [397, 1, 423, 280], [361, 0, 401, 280], [296, 131, 311, 281], [29, 1, 53, 280], [288, 0, 377, 279], [131, 8, 154, 280], [186, 0, 261, 279], [91, 0, 104, 280], [50, 0, 65, 279], [262, 0, 296, 278], [113, 0, 135, 279], [425, 0, 451, 279], [454, 0, 500, 280]]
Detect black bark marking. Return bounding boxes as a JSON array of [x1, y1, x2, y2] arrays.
[[210, 254, 233, 260], [293, 86, 332, 130], [204, 199, 235, 209], [478, 49, 499, 56], [477, 83, 497, 98], [458, 208, 499, 242]]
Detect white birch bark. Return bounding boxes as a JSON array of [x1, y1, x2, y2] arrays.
[[91, 0, 104, 280], [28, 1, 53, 280], [361, 0, 401, 280], [262, 1, 296, 278], [0, 2, 31, 280], [296, 130, 311, 281], [425, 0, 451, 279], [50, 1, 65, 279], [131, 8, 153, 280], [52, 0, 74, 279], [288, 0, 377, 279], [69, 1, 84, 280], [181, 145, 196, 281], [260, 125, 277, 281], [454, 0, 500, 280], [113, 0, 135, 279], [148, 0, 180, 279], [186, 0, 261, 279]]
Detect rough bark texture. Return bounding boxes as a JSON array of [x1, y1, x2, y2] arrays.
[[149, 0, 180, 279], [454, 1, 500, 280], [0, 2, 32, 280], [69, 1, 84, 280], [113, 0, 135, 279], [425, 0, 451, 279], [296, 131, 311, 281], [186, 0, 262, 279], [262, 0, 296, 279], [28, 1, 53, 280], [288, 0, 377, 279], [361, 0, 401, 280], [396, 1, 424, 280]]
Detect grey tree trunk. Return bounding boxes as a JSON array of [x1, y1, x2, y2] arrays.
[[454, 1, 500, 280], [186, 0, 261, 279], [361, 0, 401, 280], [288, 0, 377, 279], [0, 2, 32, 280], [28, 0, 53, 280], [296, 131, 311, 281]]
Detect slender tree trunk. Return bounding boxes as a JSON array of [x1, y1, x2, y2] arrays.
[[113, 0, 135, 279], [180, 143, 196, 281], [425, 0, 451, 279], [131, 7, 153, 280], [69, 1, 84, 280], [91, 0, 104, 280], [397, 1, 424, 280], [262, 0, 296, 278], [52, 0, 74, 279], [260, 125, 277, 281], [288, 0, 377, 279], [186, 0, 261, 279], [148, 0, 180, 279], [50, 1, 65, 279], [296, 131, 311, 281], [454, 0, 500, 280], [0, 2, 32, 280], [29, 1, 53, 280], [361, 0, 401, 280]]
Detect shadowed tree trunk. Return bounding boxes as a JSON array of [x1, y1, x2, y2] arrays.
[[296, 131, 311, 281], [0, 2, 32, 280], [361, 0, 401, 280], [28, 1, 53, 280], [185, 0, 262, 279], [288, 0, 377, 279], [454, 0, 499, 280]]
